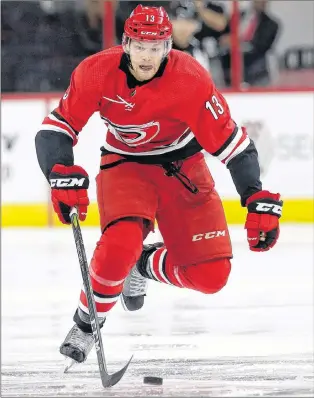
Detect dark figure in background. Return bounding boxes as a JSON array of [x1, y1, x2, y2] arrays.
[[72, 0, 105, 56], [1, 0, 46, 92], [1, 0, 112, 92], [169, 0, 227, 72], [219, 0, 280, 87], [40, 0, 106, 58]]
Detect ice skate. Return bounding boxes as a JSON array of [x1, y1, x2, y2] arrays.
[[121, 242, 164, 311], [60, 309, 105, 369], [60, 324, 94, 365]]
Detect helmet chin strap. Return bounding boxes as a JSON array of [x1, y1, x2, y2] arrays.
[[125, 53, 133, 70]]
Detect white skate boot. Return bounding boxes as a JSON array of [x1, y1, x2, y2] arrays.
[[121, 242, 164, 311]]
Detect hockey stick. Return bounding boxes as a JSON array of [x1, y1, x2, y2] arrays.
[[70, 207, 133, 387]]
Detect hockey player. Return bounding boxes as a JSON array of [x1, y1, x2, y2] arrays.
[[35, 5, 283, 364]]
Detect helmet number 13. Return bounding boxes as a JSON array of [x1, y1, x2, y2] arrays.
[[205, 96, 224, 120], [146, 15, 155, 22]]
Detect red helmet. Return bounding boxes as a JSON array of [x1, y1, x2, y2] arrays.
[[124, 5, 173, 42]]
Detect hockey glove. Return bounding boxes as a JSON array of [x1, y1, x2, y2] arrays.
[[245, 190, 283, 252], [49, 164, 89, 224]]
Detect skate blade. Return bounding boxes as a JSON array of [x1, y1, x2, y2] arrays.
[[63, 357, 78, 373]]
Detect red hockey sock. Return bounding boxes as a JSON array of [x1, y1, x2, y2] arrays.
[[145, 246, 183, 287], [79, 219, 143, 318], [145, 247, 231, 294]]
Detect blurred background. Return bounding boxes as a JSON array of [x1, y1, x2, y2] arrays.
[[2, 0, 314, 91], [1, 0, 314, 227]]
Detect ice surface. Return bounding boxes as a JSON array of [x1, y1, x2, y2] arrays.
[[2, 225, 313, 397]]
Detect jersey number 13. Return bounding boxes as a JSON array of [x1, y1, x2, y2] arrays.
[[205, 96, 224, 120]]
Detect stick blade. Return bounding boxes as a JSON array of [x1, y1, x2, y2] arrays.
[[101, 355, 133, 388]]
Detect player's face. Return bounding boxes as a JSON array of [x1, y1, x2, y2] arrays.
[[128, 40, 165, 81]]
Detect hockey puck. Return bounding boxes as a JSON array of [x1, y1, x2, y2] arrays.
[[143, 376, 163, 385]]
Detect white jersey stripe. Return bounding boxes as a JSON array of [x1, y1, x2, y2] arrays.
[[47, 113, 77, 136], [224, 136, 250, 165], [216, 128, 243, 161], [40, 124, 74, 140]]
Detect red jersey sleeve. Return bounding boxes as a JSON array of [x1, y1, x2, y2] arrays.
[[185, 72, 250, 165], [41, 58, 102, 146]]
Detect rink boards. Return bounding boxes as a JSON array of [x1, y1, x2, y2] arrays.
[[2, 91, 313, 226]]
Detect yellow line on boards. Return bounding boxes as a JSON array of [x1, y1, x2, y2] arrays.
[[1, 199, 313, 227]]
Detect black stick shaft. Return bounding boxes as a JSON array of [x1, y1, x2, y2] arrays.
[[70, 208, 132, 388]]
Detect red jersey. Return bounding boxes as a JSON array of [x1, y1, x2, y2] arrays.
[[41, 46, 249, 165]]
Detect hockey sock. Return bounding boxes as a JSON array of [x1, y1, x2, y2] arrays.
[[77, 219, 143, 321], [144, 247, 231, 293], [144, 247, 184, 288]]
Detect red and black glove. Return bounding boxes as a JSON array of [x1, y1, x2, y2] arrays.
[[49, 164, 89, 224], [245, 190, 283, 252]]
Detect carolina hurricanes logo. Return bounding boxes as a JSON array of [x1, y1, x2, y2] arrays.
[[102, 117, 160, 147]]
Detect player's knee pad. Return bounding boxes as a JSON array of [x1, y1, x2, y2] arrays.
[[91, 217, 144, 281], [181, 258, 231, 294]]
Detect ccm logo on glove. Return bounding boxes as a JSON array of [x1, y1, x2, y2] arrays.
[[254, 202, 282, 216], [245, 190, 283, 252], [50, 177, 87, 188], [49, 164, 90, 224]]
